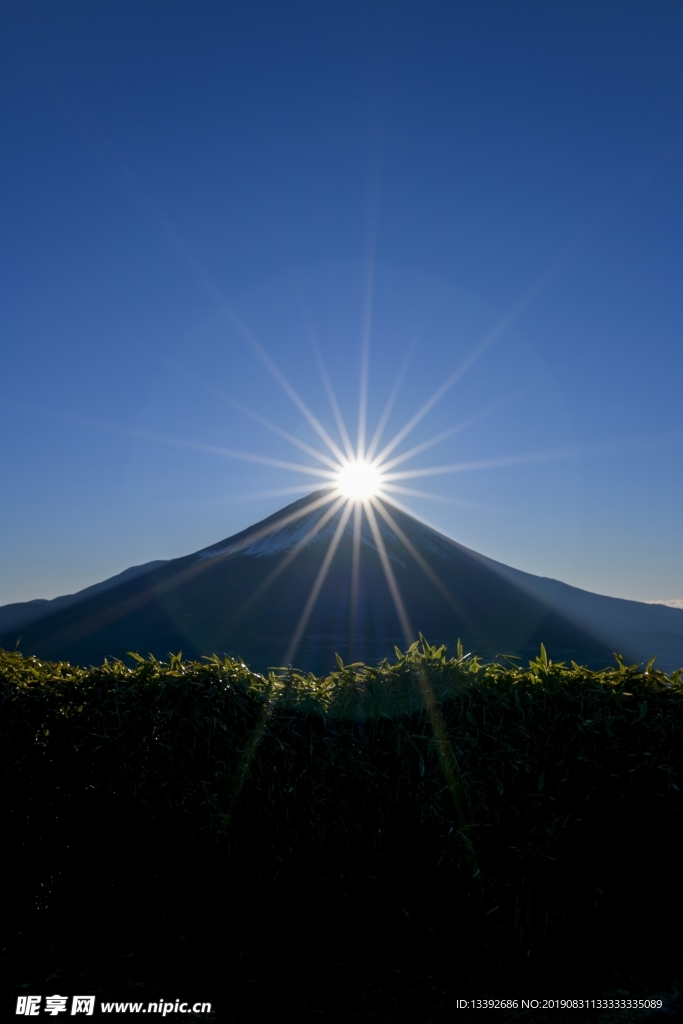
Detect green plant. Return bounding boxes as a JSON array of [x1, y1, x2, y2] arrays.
[[2, 641, 682, 1003]]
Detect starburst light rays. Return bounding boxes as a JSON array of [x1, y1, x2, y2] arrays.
[[187, 378, 343, 472], [206, 490, 338, 561], [370, 497, 472, 623], [376, 401, 513, 473], [295, 292, 358, 462], [364, 346, 414, 463], [356, 218, 378, 463], [50, 270, 676, 678], [362, 499, 414, 647], [220, 304, 350, 467], [349, 499, 362, 657], [336, 461, 382, 500], [370, 334, 497, 467], [378, 484, 498, 512], [310, 338, 357, 462], [284, 499, 355, 664], [74, 132, 683, 677], [175, 485, 328, 511], [230, 494, 348, 623], [379, 438, 664, 483]]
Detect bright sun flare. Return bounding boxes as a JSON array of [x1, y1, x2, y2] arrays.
[[336, 461, 382, 500]]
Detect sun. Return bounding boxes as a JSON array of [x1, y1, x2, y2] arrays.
[[336, 460, 382, 501]]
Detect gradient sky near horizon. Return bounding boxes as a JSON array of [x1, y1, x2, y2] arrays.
[[2, 0, 683, 607]]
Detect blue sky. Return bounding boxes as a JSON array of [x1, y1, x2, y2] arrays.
[[2, 0, 682, 605]]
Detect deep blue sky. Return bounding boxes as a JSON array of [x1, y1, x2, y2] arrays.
[[2, 0, 682, 605]]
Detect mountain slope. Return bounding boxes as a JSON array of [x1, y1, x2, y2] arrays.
[[0, 560, 168, 636], [3, 491, 682, 673]]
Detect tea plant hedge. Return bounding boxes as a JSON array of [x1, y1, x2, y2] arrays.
[[2, 640, 682, 977]]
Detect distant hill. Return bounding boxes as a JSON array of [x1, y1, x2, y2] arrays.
[[3, 491, 682, 673], [0, 560, 168, 635]]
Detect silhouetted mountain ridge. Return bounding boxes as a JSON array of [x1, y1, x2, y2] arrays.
[[0, 560, 168, 636], [2, 490, 682, 673]]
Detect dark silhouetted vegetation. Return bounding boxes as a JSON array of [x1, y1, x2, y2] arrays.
[[2, 642, 682, 1019]]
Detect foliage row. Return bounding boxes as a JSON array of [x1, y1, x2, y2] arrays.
[[2, 641, 682, 966]]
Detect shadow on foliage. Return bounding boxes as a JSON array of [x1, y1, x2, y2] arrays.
[[1, 641, 682, 1018]]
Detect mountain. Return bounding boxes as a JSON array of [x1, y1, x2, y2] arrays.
[[0, 561, 168, 636], [2, 490, 682, 673]]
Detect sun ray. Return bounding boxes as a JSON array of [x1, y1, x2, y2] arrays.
[[380, 434, 683, 482], [148, 439, 336, 480], [356, 143, 384, 463], [198, 387, 342, 471], [296, 298, 357, 462], [223, 485, 319, 500], [356, 263, 375, 461], [219, 304, 349, 465], [91, 127, 495, 481], [381, 441, 665, 482], [167, 484, 326, 511], [369, 490, 453, 539], [349, 500, 362, 659], [33, 491, 339, 654], [86, 124, 683, 494], [209, 490, 338, 560], [371, 335, 501, 466], [357, 326, 371, 461], [378, 421, 481, 473], [362, 499, 413, 646], [377, 400, 517, 473], [284, 499, 354, 664], [371, 497, 471, 620], [365, 345, 414, 462], [364, 294, 436, 463], [142, 435, 337, 478], [379, 484, 500, 513], [213, 484, 320, 501], [75, 129, 358, 477], [365, 494, 474, 828], [413, 662, 470, 830], [14, 405, 340, 480], [229, 494, 348, 621], [314, 347, 356, 462]]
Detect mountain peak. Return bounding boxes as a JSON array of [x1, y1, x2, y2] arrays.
[[2, 490, 682, 674]]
